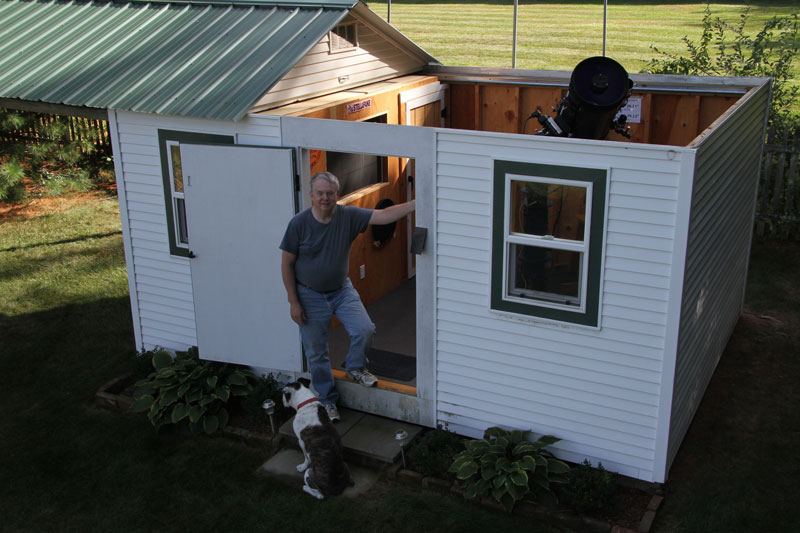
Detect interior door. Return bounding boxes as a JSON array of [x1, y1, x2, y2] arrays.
[[402, 82, 447, 277], [181, 143, 302, 372]]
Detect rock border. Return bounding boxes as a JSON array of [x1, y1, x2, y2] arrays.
[[386, 463, 663, 533]]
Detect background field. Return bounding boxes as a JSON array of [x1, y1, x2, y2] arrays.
[[367, 1, 799, 94]]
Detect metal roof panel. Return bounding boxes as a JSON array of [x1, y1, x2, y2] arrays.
[[0, 0, 358, 120]]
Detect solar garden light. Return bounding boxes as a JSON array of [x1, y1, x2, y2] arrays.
[[395, 428, 409, 468], [262, 399, 277, 435]]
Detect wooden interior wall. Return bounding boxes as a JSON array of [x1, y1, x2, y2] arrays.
[[447, 83, 738, 147]]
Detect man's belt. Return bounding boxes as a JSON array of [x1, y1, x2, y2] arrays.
[[296, 280, 342, 294]]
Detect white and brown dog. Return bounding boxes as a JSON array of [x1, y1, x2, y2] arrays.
[[281, 378, 354, 499]]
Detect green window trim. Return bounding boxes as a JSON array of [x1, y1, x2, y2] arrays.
[[158, 129, 234, 257], [491, 160, 608, 327]]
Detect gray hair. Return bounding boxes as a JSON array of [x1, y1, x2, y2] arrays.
[[310, 171, 340, 191]]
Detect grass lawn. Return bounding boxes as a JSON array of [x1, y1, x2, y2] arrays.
[[2, 191, 799, 530], [0, 193, 560, 531], [367, 0, 800, 99]]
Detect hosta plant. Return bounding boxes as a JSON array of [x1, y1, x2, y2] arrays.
[[130, 347, 254, 434], [449, 426, 569, 512]]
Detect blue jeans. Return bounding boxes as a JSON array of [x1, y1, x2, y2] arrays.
[[296, 278, 375, 406]]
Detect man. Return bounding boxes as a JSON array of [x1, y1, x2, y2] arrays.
[[280, 171, 415, 422]]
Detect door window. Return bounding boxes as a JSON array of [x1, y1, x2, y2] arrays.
[[157, 130, 234, 257]]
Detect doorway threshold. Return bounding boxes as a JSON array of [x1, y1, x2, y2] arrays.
[[333, 369, 415, 395]]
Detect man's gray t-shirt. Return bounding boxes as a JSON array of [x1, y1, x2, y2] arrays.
[[280, 205, 372, 292]]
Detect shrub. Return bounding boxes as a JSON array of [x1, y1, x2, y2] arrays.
[[130, 347, 255, 434], [238, 372, 294, 427], [561, 460, 618, 515], [644, 7, 799, 127], [407, 424, 464, 478], [449, 427, 569, 512], [0, 158, 27, 203], [0, 108, 113, 198], [130, 349, 156, 381]]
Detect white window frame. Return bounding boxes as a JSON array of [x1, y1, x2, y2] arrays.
[[166, 140, 189, 249], [502, 173, 592, 313]]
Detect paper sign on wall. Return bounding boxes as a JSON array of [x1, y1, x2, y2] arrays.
[[615, 96, 642, 123], [347, 99, 372, 115]]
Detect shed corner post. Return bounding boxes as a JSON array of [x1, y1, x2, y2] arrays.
[[107, 109, 144, 353], [652, 149, 697, 482]]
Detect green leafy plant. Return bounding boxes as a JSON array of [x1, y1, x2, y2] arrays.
[[449, 427, 569, 512], [0, 158, 26, 202], [644, 7, 799, 127], [130, 347, 254, 434], [238, 372, 294, 427], [407, 424, 465, 478], [561, 460, 618, 515]]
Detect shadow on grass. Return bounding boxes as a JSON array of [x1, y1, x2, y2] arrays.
[[653, 240, 800, 532], [0, 297, 559, 532], [0, 230, 122, 253]]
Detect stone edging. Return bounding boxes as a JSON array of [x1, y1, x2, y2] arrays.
[[386, 463, 663, 533]]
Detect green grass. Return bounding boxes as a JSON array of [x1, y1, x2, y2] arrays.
[[653, 240, 800, 531], [2, 194, 799, 531], [0, 196, 558, 531], [367, 1, 800, 97]]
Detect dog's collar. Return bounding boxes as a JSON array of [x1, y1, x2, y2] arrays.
[[297, 397, 319, 410]]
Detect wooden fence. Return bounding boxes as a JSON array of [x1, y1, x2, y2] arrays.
[[756, 125, 800, 240], [0, 108, 110, 149]]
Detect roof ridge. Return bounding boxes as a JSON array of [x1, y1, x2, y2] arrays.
[[119, 0, 359, 8]]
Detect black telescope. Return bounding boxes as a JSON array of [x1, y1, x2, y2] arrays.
[[532, 56, 633, 140]]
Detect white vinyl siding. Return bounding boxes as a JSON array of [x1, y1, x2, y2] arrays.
[[666, 82, 770, 471], [110, 110, 282, 352], [434, 129, 688, 481], [253, 17, 427, 110]]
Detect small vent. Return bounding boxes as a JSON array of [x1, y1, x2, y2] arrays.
[[330, 22, 357, 52]]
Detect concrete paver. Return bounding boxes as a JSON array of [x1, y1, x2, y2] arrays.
[[256, 448, 380, 498], [278, 407, 423, 464]]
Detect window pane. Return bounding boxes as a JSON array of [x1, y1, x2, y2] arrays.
[[176, 198, 189, 244], [510, 180, 586, 241], [170, 144, 183, 192], [508, 244, 581, 305]]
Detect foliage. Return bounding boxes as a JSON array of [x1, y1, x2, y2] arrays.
[[130, 347, 255, 434], [449, 427, 569, 512], [643, 7, 799, 127], [0, 157, 26, 202], [560, 460, 618, 515], [130, 349, 156, 381], [238, 372, 294, 427], [407, 424, 465, 478], [0, 108, 112, 201]]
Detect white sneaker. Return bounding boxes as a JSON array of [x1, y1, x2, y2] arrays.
[[347, 367, 378, 387], [324, 403, 340, 422]]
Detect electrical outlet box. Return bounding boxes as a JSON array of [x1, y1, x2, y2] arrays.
[[359, 264, 366, 279]]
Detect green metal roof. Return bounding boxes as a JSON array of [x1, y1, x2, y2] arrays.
[[0, 0, 363, 120]]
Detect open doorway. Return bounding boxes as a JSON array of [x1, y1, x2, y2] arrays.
[[303, 147, 418, 393]]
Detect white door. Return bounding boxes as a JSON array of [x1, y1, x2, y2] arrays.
[[182, 143, 302, 372]]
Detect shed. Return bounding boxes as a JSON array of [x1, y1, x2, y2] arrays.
[[0, 0, 771, 483]]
